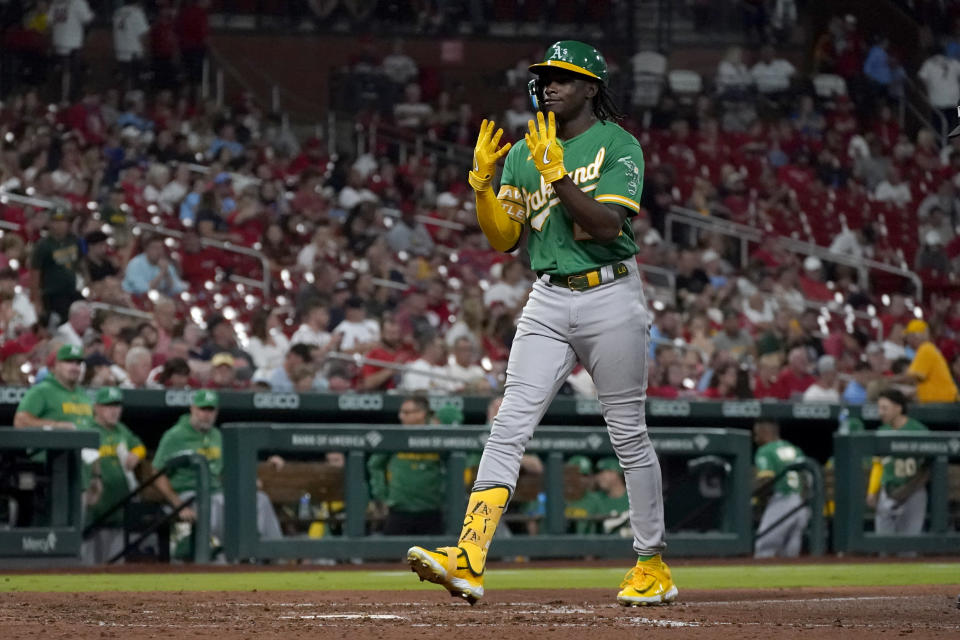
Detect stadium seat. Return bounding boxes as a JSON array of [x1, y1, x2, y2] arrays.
[[631, 51, 668, 108], [667, 70, 703, 103]]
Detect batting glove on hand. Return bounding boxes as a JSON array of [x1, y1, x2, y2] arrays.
[[468, 119, 512, 192], [525, 110, 566, 183]]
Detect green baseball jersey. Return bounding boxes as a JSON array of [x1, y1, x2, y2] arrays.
[[498, 120, 642, 274], [755, 439, 805, 496], [153, 414, 223, 494], [16, 376, 93, 426], [30, 234, 81, 296], [564, 489, 630, 534], [367, 452, 445, 513], [84, 420, 146, 526], [878, 418, 929, 489]]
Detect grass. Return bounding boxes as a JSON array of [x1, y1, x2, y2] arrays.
[[1, 563, 959, 593]]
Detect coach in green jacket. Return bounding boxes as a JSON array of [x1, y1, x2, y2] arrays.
[[153, 389, 283, 551]]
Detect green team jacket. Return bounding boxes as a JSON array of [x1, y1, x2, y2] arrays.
[[16, 376, 93, 426], [153, 414, 223, 494], [84, 420, 146, 527], [565, 489, 630, 534], [367, 451, 445, 513], [497, 119, 643, 274], [755, 439, 805, 496], [878, 417, 929, 490]]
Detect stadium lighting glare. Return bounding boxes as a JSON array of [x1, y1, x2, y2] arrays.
[[147, 205, 158, 214], [281, 269, 290, 282], [86, 201, 97, 210], [151, 216, 162, 225], [397, 250, 409, 262], [834, 292, 843, 303], [253, 242, 262, 250], [277, 296, 288, 306], [204, 281, 215, 291], [3, 132, 13, 142], [180, 292, 192, 302], [132, 226, 142, 236], [438, 265, 448, 276], [20, 363, 32, 374], [481, 357, 492, 371], [449, 278, 461, 290], [652, 300, 665, 311], [914, 307, 923, 318], [13, 285, 21, 295], [683, 378, 695, 389], [237, 284, 245, 294], [478, 279, 489, 291], [25, 187, 35, 195], [305, 271, 315, 283], [244, 295, 256, 305], [147, 290, 160, 302], [8, 260, 18, 271], [881, 294, 890, 306], [449, 252, 459, 263], [164, 238, 176, 247], [223, 307, 237, 320], [867, 305, 876, 316], [81, 287, 90, 297]]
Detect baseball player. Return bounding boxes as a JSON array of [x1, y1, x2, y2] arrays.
[[866, 389, 929, 546], [752, 419, 811, 558], [408, 40, 676, 606]]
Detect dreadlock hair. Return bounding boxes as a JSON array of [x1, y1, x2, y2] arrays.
[[592, 84, 624, 122]]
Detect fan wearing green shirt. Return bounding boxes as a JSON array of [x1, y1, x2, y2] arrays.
[[153, 389, 283, 552], [752, 419, 810, 558], [14, 344, 92, 430], [82, 387, 196, 564]]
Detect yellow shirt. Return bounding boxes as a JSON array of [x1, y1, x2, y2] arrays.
[[908, 341, 958, 403]]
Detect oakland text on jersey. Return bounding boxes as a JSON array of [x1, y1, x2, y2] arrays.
[[512, 148, 607, 229]]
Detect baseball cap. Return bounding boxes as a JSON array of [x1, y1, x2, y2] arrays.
[[904, 319, 929, 334], [211, 352, 235, 368], [57, 344, 84, 361], [434, 403, 464, 426], [94, 386, 123, 405], [803, 256, 822, 271], [192, 389, 219, 408], [595, 457, 623, 474], [566, 455, 593, 475]]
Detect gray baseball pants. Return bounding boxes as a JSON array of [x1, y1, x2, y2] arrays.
[[754, 493, 810, 558], [875, 486, 927, 557], [474, 260, 666, 556]]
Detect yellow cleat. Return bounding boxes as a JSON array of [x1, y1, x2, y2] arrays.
[[616, 555, 679, 606], [407, 545, 485, 605]]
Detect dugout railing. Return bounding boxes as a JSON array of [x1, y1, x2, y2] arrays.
[[221, 424, 753, 562], [752, 459, 827, 556], [81, 453, 213, 564], [833, 431, 960, 554], [0, 428, 98, 559]]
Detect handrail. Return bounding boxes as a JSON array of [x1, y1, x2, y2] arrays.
[[132, 222, 271, 297], [326, 351, 494, 389], [753, 458, 826, 556], [900, 73, 948, 144], [665, 206, 923, 299], [83, 452, 212, 564], [88, 302, 154, 321]]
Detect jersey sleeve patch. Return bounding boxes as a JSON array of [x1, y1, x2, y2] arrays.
[[497, 184, 527, 223], [595, 194, 641, 213]]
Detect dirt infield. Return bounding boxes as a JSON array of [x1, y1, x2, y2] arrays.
[[2, 584, 958, 639]]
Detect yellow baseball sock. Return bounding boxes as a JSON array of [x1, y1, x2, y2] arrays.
[[457, 487, 510, 574]]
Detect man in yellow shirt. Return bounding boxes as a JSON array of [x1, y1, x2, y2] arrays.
[[893, 319, 958, 403]]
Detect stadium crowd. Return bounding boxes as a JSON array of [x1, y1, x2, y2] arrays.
[[0, 2, 959, 410]]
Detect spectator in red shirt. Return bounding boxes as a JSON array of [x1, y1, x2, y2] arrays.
[[753, 354, 783, 399], [150, 3, 179, 90], [178, 228, 219, 288], [798, 256, 833, 301], [176, 0, 209, 87], [773, 346, 816, 400], [701, 361, 742, 399], [360, 317, 413, 391]]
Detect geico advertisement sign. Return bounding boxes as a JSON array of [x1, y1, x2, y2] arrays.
[[163, 391, 301, 410], [0, 387, 28, 405], [338, 394, 384, 411]]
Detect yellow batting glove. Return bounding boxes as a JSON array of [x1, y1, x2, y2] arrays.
[[524, 110, 566, 183], [468, 119, 512, 192]]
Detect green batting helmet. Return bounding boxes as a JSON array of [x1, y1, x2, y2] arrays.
[[529, 40, 609, 85]]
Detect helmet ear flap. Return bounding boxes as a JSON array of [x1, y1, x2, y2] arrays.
[[528, 78, 543, 112]]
